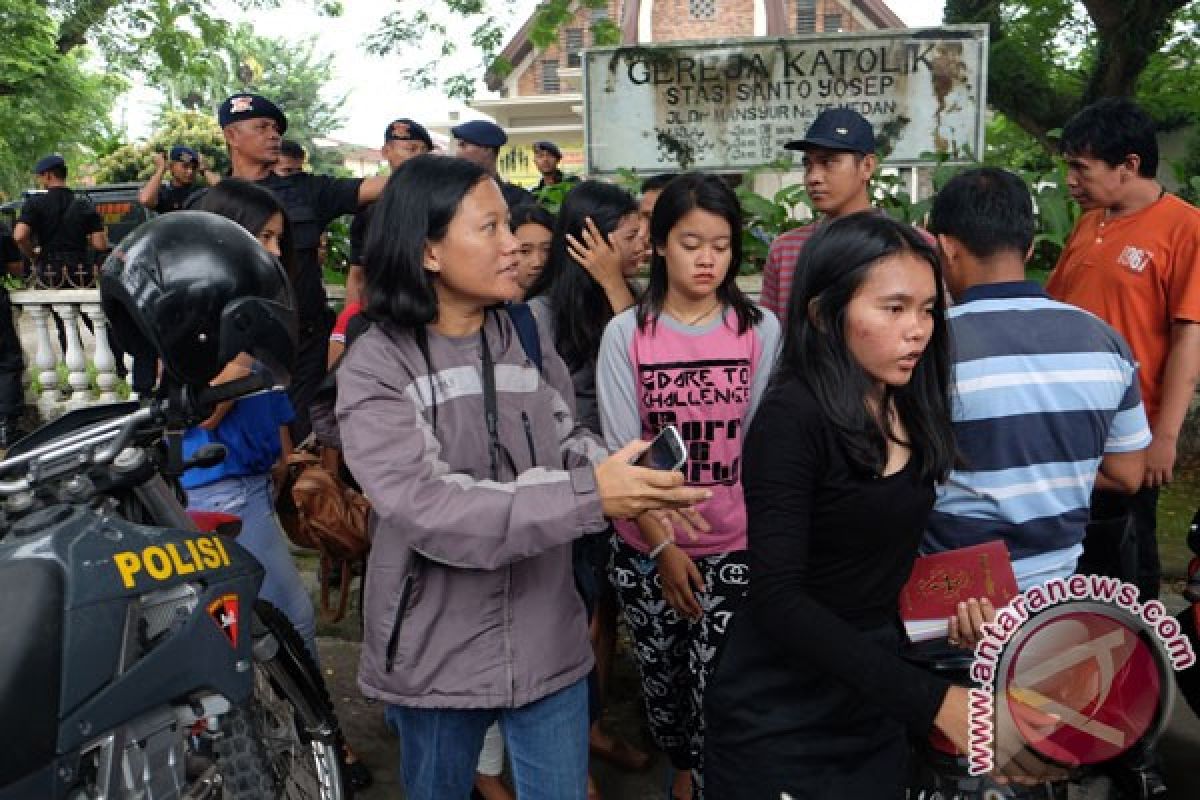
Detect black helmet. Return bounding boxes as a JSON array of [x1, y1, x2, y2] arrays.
[[100, 211, 297, 387]]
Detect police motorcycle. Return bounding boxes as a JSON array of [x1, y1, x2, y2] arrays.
[[0, 213, 344, 799], [1175, 509, 1200, 719], [904, 517, 1178, 800]]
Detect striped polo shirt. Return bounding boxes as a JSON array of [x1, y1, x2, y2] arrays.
[[923, 281, 1152, 589]]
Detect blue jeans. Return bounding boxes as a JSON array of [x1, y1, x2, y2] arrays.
[[385, 678, 589, 800], [186, 474, 317, 659]]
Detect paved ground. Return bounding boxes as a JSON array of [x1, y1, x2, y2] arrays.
[[309, 569, 1200, 799]]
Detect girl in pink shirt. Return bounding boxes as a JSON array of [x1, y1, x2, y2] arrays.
[[596, 173, 779, 799]]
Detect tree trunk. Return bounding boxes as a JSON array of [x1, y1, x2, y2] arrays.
[[946, 0, 1189, 143]]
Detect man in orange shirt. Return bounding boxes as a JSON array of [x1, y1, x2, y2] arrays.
[[1047, 98, 1200, 603]]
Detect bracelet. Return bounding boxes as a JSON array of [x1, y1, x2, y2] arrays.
[[647, 538, 675, 560]]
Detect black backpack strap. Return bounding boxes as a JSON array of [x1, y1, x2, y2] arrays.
[[505, 302, 543, 372]]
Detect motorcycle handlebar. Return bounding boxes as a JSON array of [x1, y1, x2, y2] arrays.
[[0, 372, 281, 498], [195, 372, 274, 409]]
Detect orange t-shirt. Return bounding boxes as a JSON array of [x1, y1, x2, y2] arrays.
[[1046, 193, 1200, 425]]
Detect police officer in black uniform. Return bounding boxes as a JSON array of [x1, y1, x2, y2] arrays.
[[217, 93, 387, 441], [13, 154, 108, 288], [0, 221, 25, 446], [138, 145, 213, 213], [532, 140, 578, 191], [451, 120, 534, 209], [344, 117, 434, 305]]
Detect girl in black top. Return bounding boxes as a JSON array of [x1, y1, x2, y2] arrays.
[[704, 212, 971, 798]]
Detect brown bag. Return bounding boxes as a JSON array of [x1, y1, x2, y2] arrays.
[[277, 446, 371, 622]]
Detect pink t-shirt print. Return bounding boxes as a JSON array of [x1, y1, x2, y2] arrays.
[[612, 309, 772, 558]]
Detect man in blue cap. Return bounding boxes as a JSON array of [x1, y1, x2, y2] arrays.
[[452, 119, 533, 208], [217, 92, 388, 441], [532, 140, 577, 191], [760, 108, 879, 320], [138, 145, 215, 213], [13, 154, 108, 285], [345, 117, 435, 306]]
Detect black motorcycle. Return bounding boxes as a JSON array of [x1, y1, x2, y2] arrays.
[[0, 374, 345, 799]]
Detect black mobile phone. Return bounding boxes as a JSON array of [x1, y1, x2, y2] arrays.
[[635, 425, 687, 471]]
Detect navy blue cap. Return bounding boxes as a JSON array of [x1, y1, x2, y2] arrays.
[[384, 118, 433, 150], [784, 108, 876, 154], [452, 119, 507, 149], [33, 154, 65, 174], [217, 93, 288, 133], [169, 145, 198, 163], [533, 140, 562, 159]]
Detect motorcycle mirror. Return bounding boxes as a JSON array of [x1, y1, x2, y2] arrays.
[[184, 443, 227, 471]]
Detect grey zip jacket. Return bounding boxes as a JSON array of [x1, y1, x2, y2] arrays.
[[336, 310, 610, 708]]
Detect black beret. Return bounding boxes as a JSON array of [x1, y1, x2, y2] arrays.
[[33, 154, 65, 174], [217, 93, 288, 133], [451, 119, 507, 149], [385, 118, 434, 150]]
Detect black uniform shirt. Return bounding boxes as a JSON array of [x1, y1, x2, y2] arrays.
[[0, 222, 20, 268], [256, 172, 362, 328], [155, 182, 201, 213], [349, 204, 372, 266], [500, 181, 535, 209], [17, 188, 103, 264]]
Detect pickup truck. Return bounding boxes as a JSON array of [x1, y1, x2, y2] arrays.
[[0, 182, 152, 248]]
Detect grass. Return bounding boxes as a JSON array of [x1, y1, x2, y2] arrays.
[[1159, 464, 1200, 579], [30, 361, 131, 400]]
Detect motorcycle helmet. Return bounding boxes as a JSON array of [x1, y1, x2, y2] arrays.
[[100, 211, 297, 387]]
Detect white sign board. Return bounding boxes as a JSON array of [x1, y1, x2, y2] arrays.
[[584, 25, 988, 173]]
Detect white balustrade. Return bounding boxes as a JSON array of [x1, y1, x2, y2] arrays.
[[81, 303, 120, 403], [8, 288, 126, 421], [6, 285, 352, 422]]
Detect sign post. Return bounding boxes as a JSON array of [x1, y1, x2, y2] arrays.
[[583, 26, 988, 173]]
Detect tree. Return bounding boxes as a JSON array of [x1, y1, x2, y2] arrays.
[[0, 2, 124, 197], [156, 23, 347, 173], [0, 0, 337, 196], [945, 0, 1197, 145], [92, 110, 228, 184]]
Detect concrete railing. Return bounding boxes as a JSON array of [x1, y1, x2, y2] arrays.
[[8, 285, 349, 422], [10, 289, 126, 420]]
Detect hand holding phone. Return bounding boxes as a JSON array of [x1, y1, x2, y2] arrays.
[[635, 425, 687, 472]]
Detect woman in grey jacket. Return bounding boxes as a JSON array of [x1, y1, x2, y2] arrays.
[[336, 155, 710, 800]]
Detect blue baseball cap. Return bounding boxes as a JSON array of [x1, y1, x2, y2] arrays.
[[217, 93, 288, 133], [452, 119, 507, 149], [33, 154, 66, 174], [169, 145, 198, 163], [785, 108, 876, 154]]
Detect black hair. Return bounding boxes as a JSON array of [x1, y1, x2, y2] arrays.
[[638, 172, 761, 334], [361, 154, 490, 329], [1060, 97, 1158, 178], [279, 139, 307, 161], [526, 180, 637, 371], [640, 173, 674, 194], [192, 177, 296, 278], [779, 211, 955, 483], [46, 165, 68, 181], [928, 167, 1034, 259], [509, 203, 556, 234]]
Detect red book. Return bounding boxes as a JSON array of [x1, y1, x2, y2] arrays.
[[899, 540, 1019, 642]]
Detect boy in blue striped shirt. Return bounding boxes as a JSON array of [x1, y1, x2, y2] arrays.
[[923, 167, 1150, 591]]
